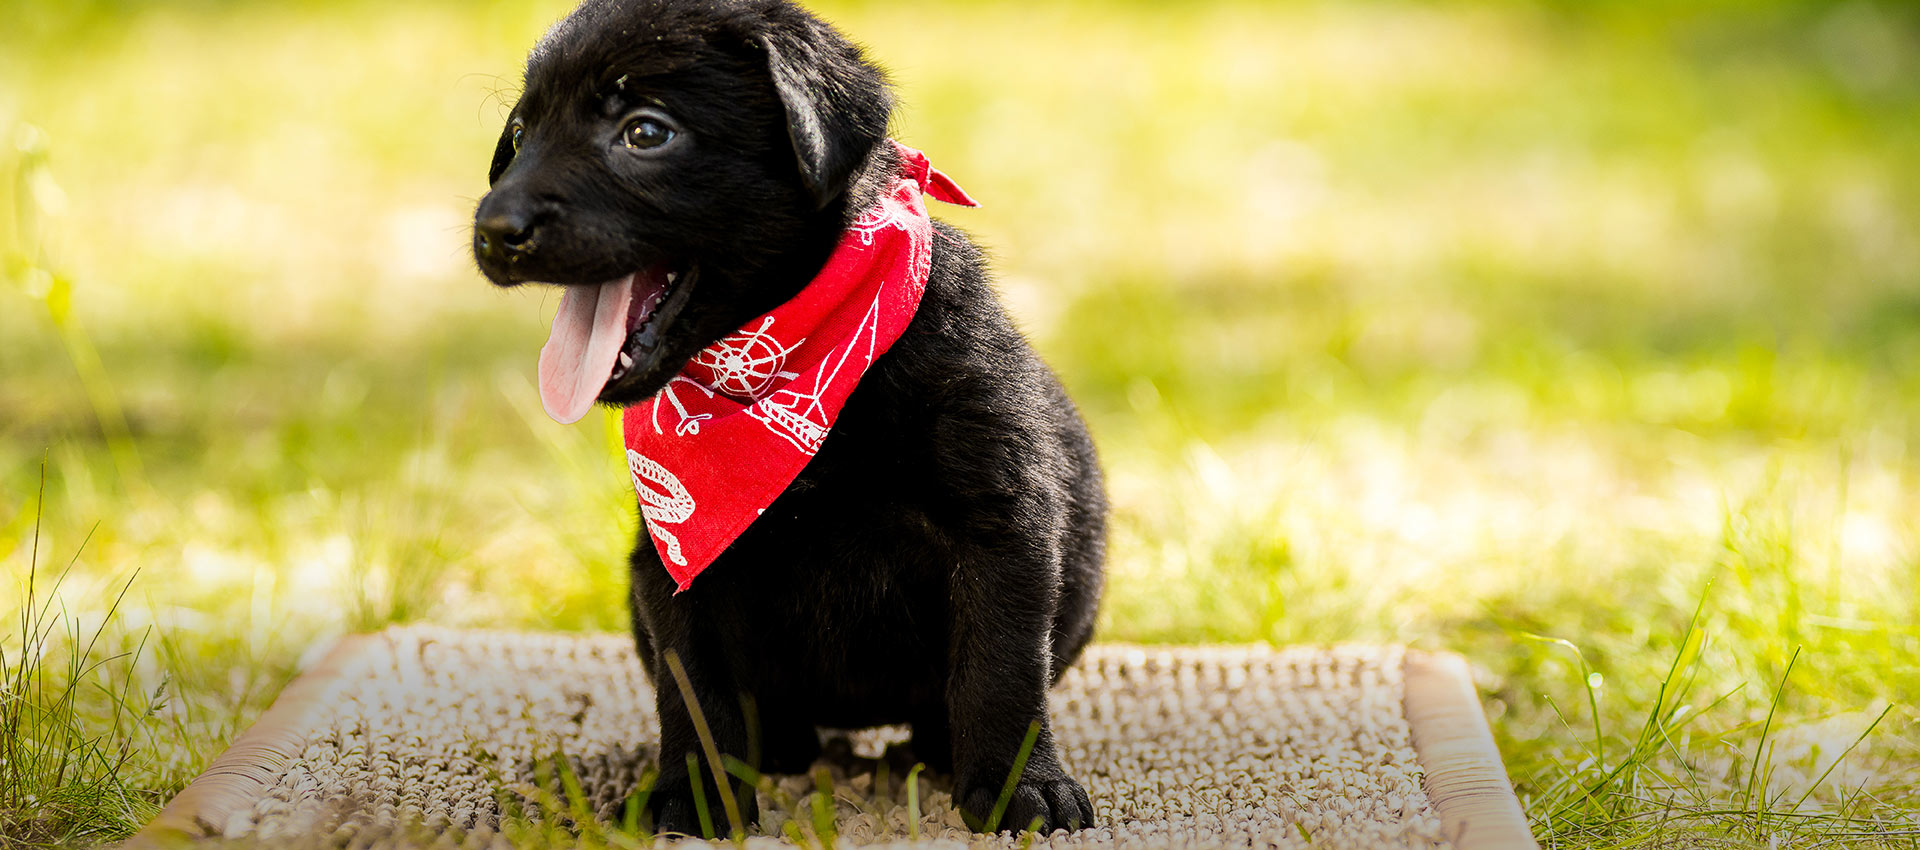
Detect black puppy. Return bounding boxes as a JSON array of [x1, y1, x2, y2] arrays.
[[472, 0, 1104, 835]]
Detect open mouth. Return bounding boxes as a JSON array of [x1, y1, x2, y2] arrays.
[[536, 263, 694, 424]]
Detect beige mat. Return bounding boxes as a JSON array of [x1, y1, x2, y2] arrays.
[[130, 628, 1534, 850]]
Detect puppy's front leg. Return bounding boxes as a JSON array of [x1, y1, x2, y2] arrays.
[[946, 543, 1095, 834], [646, 636, 757, 837]]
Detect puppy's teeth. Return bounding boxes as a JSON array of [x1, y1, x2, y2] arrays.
[[666, 271, 679, 285], [619, 351, 634, 369]]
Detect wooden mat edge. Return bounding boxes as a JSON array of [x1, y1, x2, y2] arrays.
[[123, 634, 383, 849], [1402, 650, 1539, 850]]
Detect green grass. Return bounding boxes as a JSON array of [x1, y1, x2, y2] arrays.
[[3, 0, 1919, 846], [2, 474, 180, 847]]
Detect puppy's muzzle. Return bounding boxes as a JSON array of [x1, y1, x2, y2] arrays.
[[474, 209, 539, 265]]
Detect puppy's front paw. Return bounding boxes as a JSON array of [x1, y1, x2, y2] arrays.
[[647, 779, 758, 838], [958, 774, 1094, 834]]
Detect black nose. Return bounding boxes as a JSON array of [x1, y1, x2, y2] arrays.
[[474, 211, 538, 263]]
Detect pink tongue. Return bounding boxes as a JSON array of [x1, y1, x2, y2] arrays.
[[537, 275, 635, 424]]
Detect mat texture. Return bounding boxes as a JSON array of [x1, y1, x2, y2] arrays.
[[132, 628, 1534, 850]]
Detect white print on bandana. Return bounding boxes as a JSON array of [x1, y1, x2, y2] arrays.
[[651, 376, 715, 437], [747, 295, 880, 455], [847, 203, 913, 246], [690, 316, 801, 400], [628, 449, 695, 567]]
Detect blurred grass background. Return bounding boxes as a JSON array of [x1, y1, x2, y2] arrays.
[[2, 0, 1918, 846]]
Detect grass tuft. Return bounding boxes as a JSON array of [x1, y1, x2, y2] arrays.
[[0, 469, 165, 848], [1518, 586, 1909, 847]]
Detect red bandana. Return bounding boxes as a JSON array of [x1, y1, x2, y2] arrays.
[[622, 143, 976, 590]]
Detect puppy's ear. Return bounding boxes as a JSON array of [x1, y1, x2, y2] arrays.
[[759, 15, 892, 208]]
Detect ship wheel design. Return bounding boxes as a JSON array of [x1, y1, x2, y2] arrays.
[[689, 316, 800, 400]]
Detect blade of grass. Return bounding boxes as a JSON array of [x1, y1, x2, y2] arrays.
[[662, 650, 746, 841], [1789, 704, 1894, 813], [721, 754, 763, 788], [686, 752, 715, 840], [553, 748, 592, 825], [741, 693, 761, 782], [1633, 582, 1714, 756], [780, 819, 811, 847], [1522, 632, 1606, 771], [810, 765, 837, 847], [1017, 816, 1044, 846], [1743, 646, 1800, 838], [906, 763, 924, 842], [963, 719, 1042, 833], [622, 765, 655, 835], [724, 752, 802, 836]]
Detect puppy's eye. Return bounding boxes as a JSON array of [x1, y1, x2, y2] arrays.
[[510, 120, 525, 152], [623, 115, 677, 151]]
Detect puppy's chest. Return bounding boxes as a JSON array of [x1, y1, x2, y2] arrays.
[[701, 488, 951, 703], [698, 414, 956, 605], [733, 466, 948, 580]]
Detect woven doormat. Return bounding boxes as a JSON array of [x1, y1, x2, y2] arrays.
[[130, 628, 1534, 850]]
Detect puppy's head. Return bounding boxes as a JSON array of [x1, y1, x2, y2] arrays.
[[472, 0, 893, 422]]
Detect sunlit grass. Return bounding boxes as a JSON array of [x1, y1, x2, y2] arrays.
[[3, 0, 1919, 846], [2, 476, 170, 846]]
